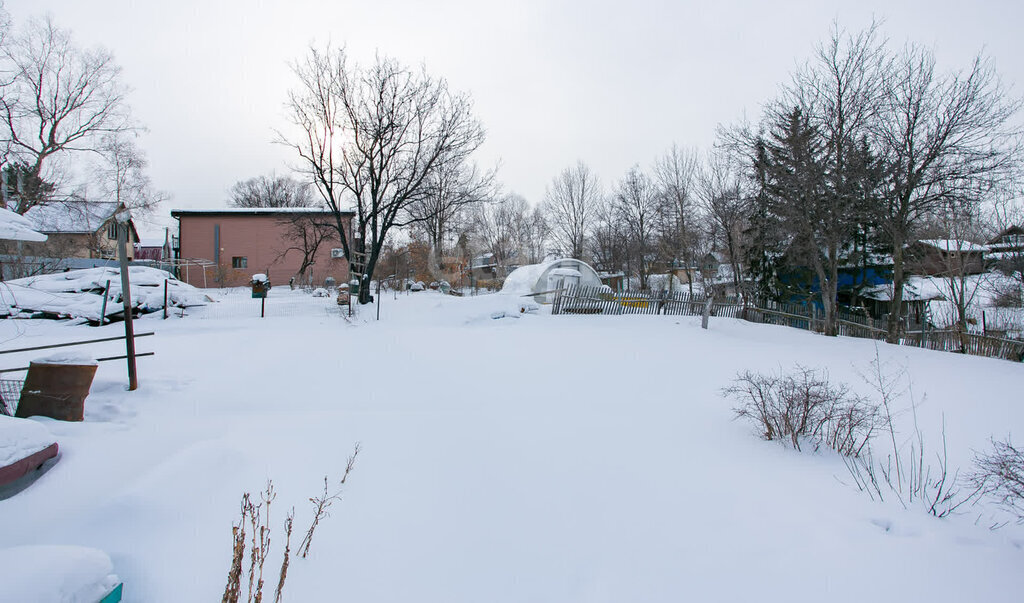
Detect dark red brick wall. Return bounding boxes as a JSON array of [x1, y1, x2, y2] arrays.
[[176, 213, 351, 288]]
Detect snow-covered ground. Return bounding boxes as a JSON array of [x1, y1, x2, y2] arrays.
[[1, 288, 1022, 602]]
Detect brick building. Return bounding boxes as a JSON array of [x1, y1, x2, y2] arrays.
[[171, 208, 354, 288]]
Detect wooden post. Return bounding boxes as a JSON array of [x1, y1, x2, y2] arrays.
[[100, 279, 111, 324], [163, 279, 168, 319], [117, 220, 138, 391]]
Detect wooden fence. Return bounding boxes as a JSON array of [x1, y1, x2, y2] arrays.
[[552, 285, 1024, 362], [552, 286, 743, 318]]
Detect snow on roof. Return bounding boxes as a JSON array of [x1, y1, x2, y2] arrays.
[[0, 206, 47, 242], [502, 261, 553, 295], [986, 251, 1022, 262], [548, 268, 582, 277], [23, 201, 119, 234], [137, 238, 167, 248], [916, 239, 989, 253], [471, 253, 497, 268], [171, 207, 349, 216], [860, 277, 946, 302]]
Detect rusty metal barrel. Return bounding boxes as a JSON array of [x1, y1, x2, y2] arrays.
[[15, 360, 98, 422]]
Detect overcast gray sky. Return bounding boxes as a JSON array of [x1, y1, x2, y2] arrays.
[[8, 0, 1024, 236]]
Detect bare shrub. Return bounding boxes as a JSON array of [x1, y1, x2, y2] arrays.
[[222, 444, 359, 603], [969, 437, 1024, 522], [843, 423, 979, 517], [724, 366, 881, 455], [842, 351, 981, 517], [990, 282, 1022, 308]]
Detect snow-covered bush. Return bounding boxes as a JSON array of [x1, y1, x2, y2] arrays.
[[724, 366, 881, 456]]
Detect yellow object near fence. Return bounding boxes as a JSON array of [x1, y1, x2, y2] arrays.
[[619, 296, 653, 309]]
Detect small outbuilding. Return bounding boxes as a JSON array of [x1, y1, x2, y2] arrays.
[[501, 258, 602, 303]]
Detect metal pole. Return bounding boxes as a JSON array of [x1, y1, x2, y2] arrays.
[[163, 279, 168, 319], [261, 296, 265, 318], [100, 279, 111, 324], [0, 331, 154, 355], [117, 222, 138, 391]]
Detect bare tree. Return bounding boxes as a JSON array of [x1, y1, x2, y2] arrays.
[[654, 144, 699, 293], [520, 203, 550, 265], [1, 16, 132, 213], [588, 194, 627, 277], [94, 133, 165, 216], [988, 194, 1024, 306], [274, 212, 336, 286], [615, 165, 659, 289], [542, 161, 600, 259], [406, 157, 494, 271], [470, 193, 530, 272], [930, 188, 991, 344], [696, 148, 750, 297], [282, 45, 485, 304], [875, 46, 1022, 342], [230, 174, 316, 208]]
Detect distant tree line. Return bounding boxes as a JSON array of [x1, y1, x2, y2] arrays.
[[327, 21, 1019, 345], [257, 22, 1023, 341]]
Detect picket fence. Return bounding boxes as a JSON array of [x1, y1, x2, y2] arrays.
[[551, 285, 1024, 362]]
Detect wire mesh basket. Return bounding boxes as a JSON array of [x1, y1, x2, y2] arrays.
[[0, 378, 24, 416]]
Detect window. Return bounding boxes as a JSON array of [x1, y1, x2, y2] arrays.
[[232, 256, 247, 269], [107, 221, 119, 239]]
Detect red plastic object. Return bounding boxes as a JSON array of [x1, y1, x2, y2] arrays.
[[0, 442, 58, 486]]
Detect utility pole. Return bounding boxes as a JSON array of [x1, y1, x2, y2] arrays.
[[116, 211, 138, 390]]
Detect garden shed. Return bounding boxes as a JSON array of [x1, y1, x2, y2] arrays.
[[502, 258, 602, 303]]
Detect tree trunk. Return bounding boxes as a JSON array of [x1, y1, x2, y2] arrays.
[[886, 243, 905, 344], [702, 294, 713, 329], [819, 251, 840, 337]]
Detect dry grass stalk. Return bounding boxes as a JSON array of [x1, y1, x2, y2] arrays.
[[221, 444, 360, 602], [298, 443, 360, 559], [222, 494, 252, 603], [273, 510, 294, 603]]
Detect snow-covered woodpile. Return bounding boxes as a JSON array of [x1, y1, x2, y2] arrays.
[[0, 266, 212, 323]]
